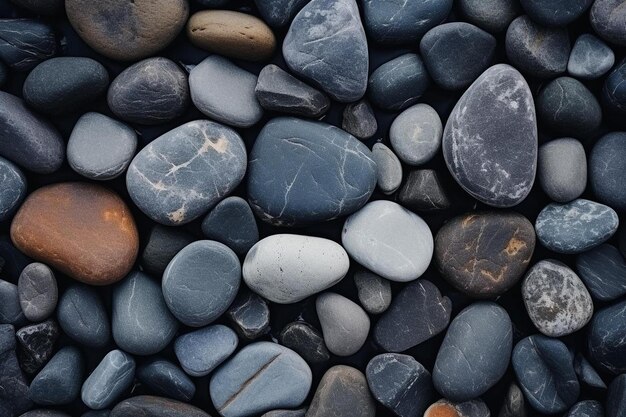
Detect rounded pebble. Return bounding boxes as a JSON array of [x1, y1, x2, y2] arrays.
[[368, 54, 430, 111], [81, 350, 135, 410], [590, 0, 626, 46], [390, 103, 442, 166], [174, 325, 238, 377], [201, 196, 259, 256], [520, 0, 592, 26], [0, 156, 26, 222], [458, 0, 520, 33], [306, 365, 375, 417], [28, 346, 83, 406], [316, 292, 370, 356], [57, 284, 110, 348], [590, 132, 626, 211], [538, 138, 587, 202], [137, 359, 195, 402], [18, 263, 57, 322], [354, 270, 392, 315], [568, 34, 615, 79]]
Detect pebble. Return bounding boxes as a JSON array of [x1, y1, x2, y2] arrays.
[[136, 359, 196, 401], [499, 383, 527, 417], [247, 117, 376, 226], [0, 91, 64, 174], [435, 211, 535, 298], [368, 53, 430, 111], [538, 138, 587, 202], [18, 263, 57, 322], [254, 0, 309, 27], [23, 57, 108, 115], [226, 291, 270, 339], [0, 19, 56, 71], [0, 279, 26, 325], [81, 350, 135, 410], [174, 325, 238, 377], [210, 342, 312, 417], [20, 411, 70, 417], [11, 0, 63, 15], [372, 143, 402, 195], [607, 374, 626, 417], [127, 120, 247, 225], [513, 335, 579, 414], [590, 0, 626, 46], [110, 396, 209, 417], [0, 156, 26, 221], [67, 113, 137, 181], [56, 284, 110, 348], [255, 64, 330, 118], [283, 0, 368, 102], [398, 170, 451, 212], [603, 60, 626, 115], [187, 10, 275, 61], [28, 346, 83, 406], [316, 292, 370, 356], [574, 354, 607, 389], [443, 64, 537, 207], [568, 34, 615, 79], [566, 400, 604, 417], [366, 353, 433, 417], [374, 279, 451, 352], [458, 0, 520, 33], [262, 410, 306, 417], [107, 58, 189, 125], [390, 104, 442, 166], [11, 183, 139, 285], [590, 132, 626, 211], [535, 199, 619, 254], [141, 225, 195, 277], [588, 299, 626, 374], [16, 319, 59, 374], [306, 365, 375, 417], [423, 399, 490, 417], [278, 321, 330, 364], [520, 0, 592, 26], [505, 15, 570, 78], [342, 100, 378, 140], [201, 196, 259, 256], [576, 244, 626, 301], [0, 324, 32, 416], [163, 240, 240, 327], [354, 270, 392, 314], [243, 234, 349, 303], [65, 0, 188, 61]]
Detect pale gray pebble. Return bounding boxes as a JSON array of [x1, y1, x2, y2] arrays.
[[226, 291, 270, 339], [499, 383, 527, 417], [136, 358, 195, 401], [538, 138, 587, 203], [81, 350, 135, 410], [372, 143, 402, 195], [591, 0, 626, 46], [354, 270, 392, 315], [316, 292, 370, 356], [254, 0, 309, 27], [390, 103, 442, 166], [174, 325, 238, 377], [424, 399, 490, 417], [56, 284, 110, 348], [568, 34, 615, 79], [0, 279, 27, 326], [28, 346, 83, 406], [342, 100, 377, 140], [459, 0, 520, 33], [368, 53, 430, 111], [18, 262, 57, 322], [0, 156, 26, 221]]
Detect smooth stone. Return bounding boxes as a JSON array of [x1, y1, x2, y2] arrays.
[[187, 10, 276, 61], [255, 64, 330, 118], [57, 284, 110, 348], [0, 324, 32, 416], [591, 0, 626, 46], [433, 302, 512, 401], [163, 240, 241, 327], [520, 0, 592, 26], [0, 157, 26, 221], [254, 0, 309, 27], [316, 292, 370, 356], [0, 19, 56, 71], [435, 211, 535, 298], [535, 199, 619, 254], [505, 15, 570, 77], [283, 0, 368, 102], [368, 53, 430, 111], [374, 279, 451, 352], [141, 225, 195, 277], [278, 321, 330, 364], [19, 411, 70, 417], [499, 383, 527, 417], [458, 0, 520, 33], [522, 259, 593, 337], [576, 244, 626, 301], [372, 143, 402, 195], [390, 104, 442, 166], [110, 396, 209, 417], [189, 56, 263, 128], [424, 399, 490, 417], [18, 263, 57, 322], [443, 64, 537, 207], [243, 234, 349, 303], [81, 350, 135, 410], [65, 0, 188, 61], [342, 100, 377, 140], [607, 374, 626, 417], [538, 138, 587, 202], [127, 120, 247, 225], [366, 353, 433, 417], [306, 365, 375, 417], [397, 170, 451, 212], [342, 200, 433, 282], [354, 270, 392, 314], [568, 34, 615, 79], [136, 359, 196, 401], [201, 196, 259, 256], [16, 319, 59, 374], [0, 280, 26, 325], [247, 117, 376, 226], [262, 410, 306, 417], [107, 58, 189, 125], [226, 291, 270, 339], [574, 354, 607, 389], [513, 335, 579, 414], [588, 299, 626, 374], [0, 91, 64, 174], [11, 0, 63, 14], [174, 325, 238, 377], [590, 132, 626, 211], [566, 401, 604, 417], [210, 342, 312, 417], [11, 183, 139, 285], [603, 60, 626, 115], [23, 57, 109, 115], [29, 346, 83, 406]]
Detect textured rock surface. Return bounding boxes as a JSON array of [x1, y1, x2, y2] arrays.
[[0, 19, 56, 71], [576, 244, 626, 301], [588, 299, 626, 374], [137, 359, 195, 401], [398, 170, 451, 212], [174, 325, 238, 377], [278, 321, 330, 364], [372, 143, 402, 195], [568, 34, 615, 79], [81, 350, 135, 410], [520, 0, 592, 26], [458, 0, 520, 33], [201, 196, 259, 256], [110, 396, 210, 417], [29, 346, 83, 405], [255, 0, 309, 27], [226, 291, 270, 339], [141, 225, 195, 277], [538, 138, 587, 202], [16, 319, 59, 374], [316, 292, 370, 356], [306, 365, 375, 417], [0, 156, 26, 221], [57, 284, 110, 348], [590, 0, 626, 46], [590, 132, 626, 211], [342, 100, 378, 140], [354, 270, 392, 314], [368, 54, 430, 111], [390, 103, 442, 166], [18, 262, 57, 322], [0, 324, 32, 416]]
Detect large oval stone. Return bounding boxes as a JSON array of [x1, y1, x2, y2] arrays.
[[588, 299, 626, 374], [247, 117, 376, 226], [442, 64, 537, 207], [11, 183, 139, 285]]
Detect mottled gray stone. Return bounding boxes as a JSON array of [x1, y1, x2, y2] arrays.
[[174, 325, 238, 377], [459, 0, 520, 33], [56, 284, 110, 348], [226, 291, 270, 339], [568, 34, 615, 79], [0, 324, 32, 416], [18, 262, 57, 322], [588, 299, 626, 374], [538, 138, 587, 203], [574, 354, 606, 389], [520, 0, 592, 26], [607, 374, 626, 417], [141, 225, 195, 277], [566, 400, 604, 417], [0, 279, 26, 326], [278, 321, 330, 364], [81, 350, 135, 410], [390, 103, 442, 166], [590, 132, 626, 211], [354, 270, 391, 314], [29, 346, 83, 406], [368, 54, 430, 111], [137, 358, 195, 401], [342, 100, 377, 140], [499, 383, 527, 417], [201, 196, 259, 256], [127, 120, 247, 225], [109, 396, 209, 417], [372, 143, 402, 195], [576, 244, 626, 301], [603, 59, 626, 115], [255, 0, 309, 27], [424, 399, 490, 417], [0, 19, 56, 71], [398, 170, 451, 212], [591, 0, 626, 46], [0, 156, 26, 222], [306, 365, 375, 417], [16, 319, 59, 374], [316, 292, 370, 356]]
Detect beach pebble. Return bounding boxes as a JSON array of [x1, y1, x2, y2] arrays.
[[278, 322, 330, 364], [389, 103, 442, 166], [397, 170, 450, 211], [16, 319, 59, 374], [0, 279, 26, 325], [316, 292, 370, 356], [226, 291, 270, 339], [306, 365, 375, 417], [110, 396, 210, 417], [588, 299, 626, 374], [201, 196, 259, 256], [607, 374, 626, 417], [566, 400, 604, 417], [590, 0, 626, 46], [354, 270, 392, 314], [574, 354, 607, 389], [137, 359, 195, 402], [174, 325, 238, 377], [342, 100, 378, 140], [18, 263, 57, 322], [0, 157, 26, 222], [0, 19, 56, 71], [590, 132, 626, 211], [81, 350, 135, 410], [577, 244, 626, 303], [458, 0, 520, 33], [28, 346, 83, 406], [254, 0, 309, 27], [141, 225, 195, 277], [538, 138, 587, 202], [57, 284, 110, 348], [499, 383, 527, 417], [368, 54, 430, 111], [520, 0, 592, 26], [424, 399, 490, 417], [372, 143, 402, 195], [262, 410, 306, 417], [568, 34, 615, 79], [0, 324, 32, 416], [603, 60, 626, 115]]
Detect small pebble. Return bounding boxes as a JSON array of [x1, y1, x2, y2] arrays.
[[574, 353, 607, 389], [354, 270, 392, 315], [16, 320, 59, 374], [136, 359, 196, 401], [398, 170, 451, 212], [576, 244, 626, 301], [110, 396, 210, 417], [254, 0, 309, 27], [0, 156, 26, 222], [590, 0, 626, 46], [278, 321, 330, 364], [0, 324, 32, 416], [372, 143, 402, 195], [226, 291, 270, 339], [424, 399, 490, 417], [140, 224, 195, 277], [568, 34, 615, 79], [28, 346, 83, 406], [499, 383, 527, 417], [566, 400, 604, 417], [201, 196, 259, 256], [174, 325, 238, 377], [520, 0, 592, 26], [368, 54, 430, 111], [590, 132, 626, 211], [458, 0, 520, 33], [538, 138, 587, 202], [81, 350, 135, 410], [316, 292, 370, 356], [607, 374, 626, 417], [306, 365, 375, 417], [0, 19, 56, 71], [390, 103, 442, 166], [342, 100, 378, 140], [0, 279, 27, 325], [56, 284, 110, 348], [18, 262, 57, 322], [588, 299, 626, 374]]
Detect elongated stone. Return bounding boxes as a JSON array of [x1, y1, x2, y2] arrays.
[[0, 157, 26, 222], [57, 284, 110, 348], [520, 0, 592, 26], [29, 346, 83, 405], [81, 350, 135, 410], [174, 325, 238, 377], [137, 359, 195, 402], [0, 324, 32, 416], [576, 244, 626, 301], [18, 262, 57, 322], [368, 54, 430, 111], [590, 132, 626, 211], [574, 354, 606, 389]]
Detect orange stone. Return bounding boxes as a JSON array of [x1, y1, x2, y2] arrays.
[[11, 182, 139, 285]]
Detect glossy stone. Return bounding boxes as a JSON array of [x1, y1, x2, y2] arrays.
[[137, 359, 195, 402], [0, 157, 26, 222], [18, 262, 57, 322], [254, 0, 309, 27], [389, 103, 442, 166], [16, 320, 59, 374], [342, 100, 378, 140], [81, 350, 135, 410], [0, 279, 26, 325], [458, 0, 520, 33], [354, 270, 392, 314], [538, 138, 587, 202], [29, 346, 83, 405], [576, 244, 626, 301], [174, 325, 238, 377], [0, 324, 32, 416], [226, 291, 270, 339], [372, 143, 402, 195], [201, 196, 259, 256], [590, 0, 626, 46], [568, 34, 615, 79], [316, 292, 370, 356], [607, 374, 626, 417], [141, 225, 195, 277], [110, 396, 210, 417], [588, 299, 626, 374], [278, 322, 330, 364], [520, 0, 592, 26], [0, 19, 56, 71], [590, 132, 626, 211], [57, 284, 110, 348], [368, 54, 430, 111]]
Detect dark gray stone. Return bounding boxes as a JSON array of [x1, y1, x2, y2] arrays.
[[0, 279, 26, 326], [576, 244, 626, 301], [10, 0, 63, 15], [590, 132, 626, 211], [81, 350, 135, 410], [29, 346, 83, 405], [16, 319, 59, 374], [201, 196, 259, 255], [368, 53, 430, 111], [255, 0, 309, 27], [566, 400, 604, 417], [607, 374, 626, 417], [316, 292, 370, 356], [0, 156, 26, 221], [174, 324, 238, 377], [499, 383, 527, 417], [568, 34, 615, 79], [343, 100, 377, 140], [19, 410, 70, 417], [591, 0, 626, 46], [141, 225, 195, 277], [538, 138, 587, 203], [57, 284, 110, 348], [424, 399, 490, 417], [137, 358, 196, 401], [372, 143, 402, 195], [18, 262, 57, 322], [0, 19, 56, 71], [520, 0, 592, 26], [603, 59, 626, 115], [389, 103, 442, 166], [398, 170, 451, 212], [278, 321, 330, 364], [0, 324, 32, 416], [110, 396, 210, 417], [0, 235, 32, 282], [459, 0, 520, 33], [354, 270, 392, 314], [81, 411, 110, 417], [226, 291, 270, 339], [195, 0, 229, 6], [588, 299, 626, 374], [307, 365, 375, 417], [574, 354, 606, 389]]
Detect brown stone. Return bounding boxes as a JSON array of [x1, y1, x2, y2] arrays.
[[110, 395, 210, 417], [187, 10, 276, 61], [11, 182, 139, 286]]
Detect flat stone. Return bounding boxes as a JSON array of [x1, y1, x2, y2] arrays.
[[283, 0, 368, 102], [127, 120, 247, 225], [316, 292, 370, 356], [247, 117, 377, 226], [535, 199, 619, 254], [0, 324, 32, 416], [210, 342, 312, 417], [424, 399, 490, 417], [243, 234, 349, 303], [591, 0, 626, 46], [110, 396, 210, 417], [566, 401, 604, 417], [368, 54, 430, 111], [499, 383, 527, 417], [174, 325, 238, 377], [520, 0, 592, 26], [443, 64, 537, 207], [57, 284, 110, 348], [306, 365, 375, 417], [108, 58, 189, 125], [374, 279, 451, 352], [141, 225, 195, 277], [255, 64, 330, 118], [390, 103, 442, 166], [29, 346, 83, 406], [607, 374, 626, 417], [574, 354, 607, 389], [372, 143, 402, 195], [458, 0, 520, 33], [201, 196, 259, 256], [576, 244, 626, 301], [588, 299, 626, 374], [538, 138, 587, 202], [81, 350, 135, 410], [0, 19, 56, 71], [354, 270, 392, 314], [0, 157, 26, 222], [279, 322, 330, 364], [163, 240, 241, 327], [398, 170, 451, 212], [603, 60, 626, 115], [16, 319, 59, 374], [11, 182, 139, 285], [226, 291, 270, 339], [0, 279, 26, 325], [137, 359, 195, 402], [590, 132, 626, 211], [342, 100, 377, 140], [18, 262, 57, 322], [366, 353, 433, 417], [568, 34, 615, 79], [254, 0, 309, 27]]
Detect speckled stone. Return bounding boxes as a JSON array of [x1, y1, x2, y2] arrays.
[[568, 34, 615, 79], [28, 346, 83, 406], [390, 104, 442, 166], [110, 396, 210, 417], [0, 324, 32, 416], [588, 299, 626, 374], [368, 54, 430, 111], [0, 157, 26, 222], [137, 359, 195, 402], [16, 319, 59, 374], [201, 196, 259, 256], [574, 354, 606, 389], [603, 60, 626, 115], [590, 132, 626, 211], [18, 262, 57, 322], [538, 138, 587, 202], [499, 383, 527, 417], [576, 244, 626, 301], [566, 401, 604, 417], [520, 0, 592, 26], [397, 170, 451, 212], [81, 350, 135, 410], [254, 0, 309, 27], [458, 0, 520, 33], [424, 399, 490, 417], [372, 143, 402, 195], [354, 270, 392, 315], [306, 365, 375, 417], [0, 279, 26, 326], [591, 0, 626, 46], [342, 100, 378, 140], [316, 292, 370, 356], [226, 291, 270, 339], [278, 321, 330, 364], [0, 19, 56, 71], [174, 325, 238, 377], [57, 284, 110, 348], [141, 225, 195, 277], [607, 374, 626, 417]]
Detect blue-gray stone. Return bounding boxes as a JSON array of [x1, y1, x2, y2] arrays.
[[81, 350, 135, 410], [174, 324, 238, 377], [591, 0, 626, 46], [590, 132, 626, 210], [433, 302, 512, 402], [0, 156, 26, 221], [458, 0, 520, 33], [390, 103, 442, 166], [255, 0, 309, 27], [262, 410, 306, 417], [568, 34, 615, 79], [29, 346, 83, 405], [112, 272, 179, 356], [603, 59, 626, 115], [226, 291, 270, 339], [210, 342, 312, 417], [283, 0, 368, 102], [57, 284, 110, 348], [574, 354, 606, 389], [0, 19, 56, 71], [420, 22, 497, 91], [576, 244, 626, 301], [141, 225, 195, 277], [127, 120, 247, 226], [538, 138, 587, 203], [18, 263, 57, 323], [0, 279, 26, 325], [201, 196, 259, 255], [0, 324, 32, 416], [136, 358, 196, 401], [16, 319, 59, 375], [535, 199, 619, 254], [163, 240, 241, 327], [354, 270, 392, 314], [588, 299, 626, 374], [607, 374, 626, 417], [520, 0, 592, 26], [566, 401, 604, 417], [372, 143, 402, 195], [110, 396, 210, 417], [368, 53, 430, 111], [443, 64, 537, 207], [247, 117, 377, 226], [513, 335, 579, 414]]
